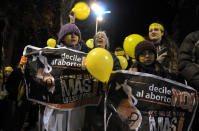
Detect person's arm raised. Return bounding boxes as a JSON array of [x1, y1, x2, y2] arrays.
[[69, 11, 76, 24]]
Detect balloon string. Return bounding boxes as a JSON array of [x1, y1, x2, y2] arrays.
[[104, 83, 110, 131], [104, 88, 107, 131]]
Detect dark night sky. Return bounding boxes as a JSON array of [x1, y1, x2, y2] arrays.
[[1, 0, 198, 66], [77, 0, 177, 50], [107, 0, 174, 49], [3, 0, 177, 65]]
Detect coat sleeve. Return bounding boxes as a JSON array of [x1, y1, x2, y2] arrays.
[[178, 31, 199, 89]]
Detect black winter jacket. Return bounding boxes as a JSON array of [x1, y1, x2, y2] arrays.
[[5, 68, 23, 100], [179, 31, 199, 90]]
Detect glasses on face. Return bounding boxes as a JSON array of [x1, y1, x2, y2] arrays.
[[149, 28, 161, 32]]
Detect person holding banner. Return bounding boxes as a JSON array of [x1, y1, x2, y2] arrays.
[[179, 30, 199, 130], [129, 40, 165, 77], [19, 11, 92, 131], [56, 14, 90, 53], [41, 12, 92, 131]]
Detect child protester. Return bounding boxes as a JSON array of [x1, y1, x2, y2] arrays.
[[129, 40, 165, 77]]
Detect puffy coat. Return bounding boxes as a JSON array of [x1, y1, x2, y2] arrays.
[[179, 31, 199, 90]]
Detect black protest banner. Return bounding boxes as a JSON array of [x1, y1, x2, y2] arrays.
[[23, 45, 102, 110], [108, 70, 198, 131]]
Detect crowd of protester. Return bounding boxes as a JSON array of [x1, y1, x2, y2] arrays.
[[0, 10, 198, 131]]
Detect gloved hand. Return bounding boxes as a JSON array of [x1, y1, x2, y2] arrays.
[[19, 56, 27, 65]]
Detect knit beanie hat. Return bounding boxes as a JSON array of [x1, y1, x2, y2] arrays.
[[135, 40, 156, 61], [58, 23, 81, 44], [5, 66, 13, 72]]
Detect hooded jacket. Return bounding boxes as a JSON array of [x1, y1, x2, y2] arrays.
[[57, 23, 90, 53]]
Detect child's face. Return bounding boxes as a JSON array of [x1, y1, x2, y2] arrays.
[[63, 32, 79, 46], [138, 50, 155, 66]]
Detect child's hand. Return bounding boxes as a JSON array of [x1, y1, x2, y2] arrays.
[[69, 11, 76, 24]]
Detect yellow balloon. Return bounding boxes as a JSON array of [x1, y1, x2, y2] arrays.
[[123, 34, 145, 58], [47, 38, 56, 48], [72, 2, 90, 20], [117, 56, 128, 70], [86, 38, 94, 48], [86, 48, 113, 82]]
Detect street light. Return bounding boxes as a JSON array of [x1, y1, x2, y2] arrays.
[[96, 16, 103, 34], [91, 3, 111, 34]]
